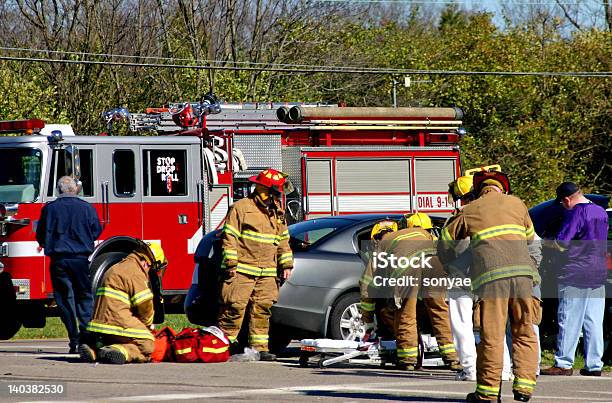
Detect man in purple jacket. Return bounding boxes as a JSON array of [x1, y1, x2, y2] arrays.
[[541, 182, 608, 377]]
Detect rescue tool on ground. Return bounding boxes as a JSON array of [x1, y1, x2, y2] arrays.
[[0, 100, 465, 339]]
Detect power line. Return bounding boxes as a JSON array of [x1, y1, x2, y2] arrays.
[[2, 47, 608, 77], [0, 46, 382, 71], [314, 0, 585, 4], [0, 54, 609, 77]]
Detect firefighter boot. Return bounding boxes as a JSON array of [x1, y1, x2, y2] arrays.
[[466, 392, 500, 403], [78, 344, 96, 363], [396, 362, 416, 371], [259, 351, 277, 361], [513, 391, 531, 402], [445, 359, 463, 372], [98, 347, 126, 365]]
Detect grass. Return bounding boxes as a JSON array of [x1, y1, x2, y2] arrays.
[[14, 317, 68, 339], [158, 313, 192, 330], [14, 314, 193, 340], [541, 349, 612, 372]]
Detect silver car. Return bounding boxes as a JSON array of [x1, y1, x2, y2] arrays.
[[184, 214, 444, 352]]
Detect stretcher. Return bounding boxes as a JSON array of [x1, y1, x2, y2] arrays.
[[298, 336, 445, 368]]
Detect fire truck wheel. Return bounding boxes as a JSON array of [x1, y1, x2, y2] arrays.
[[90, 252, 129, 291], [0, 316, 21, 340], [0, 272, 22, 339], [328, 291, 362, 341], [21, 303, 46, 328]]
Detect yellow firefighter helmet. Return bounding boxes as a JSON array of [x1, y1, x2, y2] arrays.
[[448, 175, 474, 202], [400, 212, 433, 230], [147, 241, 167, 265], [370, 220, 398, 240]]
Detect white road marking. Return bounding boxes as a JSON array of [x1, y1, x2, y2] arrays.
[[0, 345, 67, 350], [19, 379, 611, 402], [2, 353, 75, 358]]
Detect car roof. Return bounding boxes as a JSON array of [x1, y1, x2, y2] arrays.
[[304, 213, 405, 222], [310, 213, 446, 254]]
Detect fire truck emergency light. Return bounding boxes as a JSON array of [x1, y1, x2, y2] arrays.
[[47, 130, 64, 143], [0, 119, 45, 134], [102, 108, 130, 124]]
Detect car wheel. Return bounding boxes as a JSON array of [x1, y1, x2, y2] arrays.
[[329, 292, 365, 341]]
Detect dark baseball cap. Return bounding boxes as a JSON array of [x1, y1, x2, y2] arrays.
[[555, 181, 580, 202]]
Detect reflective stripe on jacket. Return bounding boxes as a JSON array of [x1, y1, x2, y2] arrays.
[[222, 195, 293, 277], [87, 254, 155, 340], [438, 189, 537, 291]]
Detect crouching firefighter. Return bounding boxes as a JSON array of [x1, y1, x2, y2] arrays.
[[79, 241, 167, 364], [359, 220, 399, 341], [217, 169, 293, 361], [377, 213, 461, 371]]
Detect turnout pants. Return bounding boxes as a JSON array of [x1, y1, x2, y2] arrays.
[[395, 297, 420, 365], [394, 273, 459, 366], [218, 272, 279, 352], [422, 256, 458, 363], [475, 276, 538, 400], [423, 296, 459, 363], [85, 333, 154, 363]]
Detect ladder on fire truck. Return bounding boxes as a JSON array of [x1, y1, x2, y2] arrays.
[[125, 102, 464, 134]]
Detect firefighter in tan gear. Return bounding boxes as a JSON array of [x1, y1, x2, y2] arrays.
[[439, 171, 539, 403], [359, 220, 398, 340], [79, 241, 167, 364], [217, 168, 293, 361], [367, 213, 460, 371]]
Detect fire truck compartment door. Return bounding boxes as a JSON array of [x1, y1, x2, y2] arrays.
[[413, 158, 457, 211], [304, 158, 333, 217], [335, 158, 411, 214]]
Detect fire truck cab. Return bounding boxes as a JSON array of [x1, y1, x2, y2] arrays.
[[0, 103, 464, 339]]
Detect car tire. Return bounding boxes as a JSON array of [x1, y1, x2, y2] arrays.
[[328, 292, 365, 341], [90, 252, 128, 291]]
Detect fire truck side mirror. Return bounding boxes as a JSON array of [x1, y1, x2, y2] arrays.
[[65, 145, 81, 180], [286, 199, 302, 223]]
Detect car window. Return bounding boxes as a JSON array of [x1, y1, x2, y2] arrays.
[[289, 218, 355, 246]]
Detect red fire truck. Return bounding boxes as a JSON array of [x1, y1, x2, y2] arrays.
[[0, 102, 464, 338]]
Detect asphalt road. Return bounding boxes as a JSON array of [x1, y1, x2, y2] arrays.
[[0, 340, 610, 403]]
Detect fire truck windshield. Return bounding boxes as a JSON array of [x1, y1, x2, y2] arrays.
[[0, 148, 42, 203]]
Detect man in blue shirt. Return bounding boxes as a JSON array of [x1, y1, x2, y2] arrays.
[[36, 176, 102, 353], [541, 182, 608, 377]]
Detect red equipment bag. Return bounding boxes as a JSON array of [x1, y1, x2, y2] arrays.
[[172, 327, 201, 363], [151, 326, 176, 363], [196, 326, 230, 363]]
